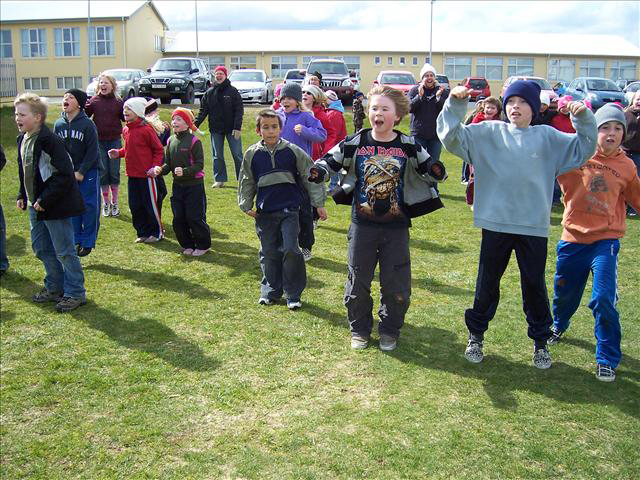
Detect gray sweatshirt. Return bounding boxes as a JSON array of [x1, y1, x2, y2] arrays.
[[437, 95, 597, 237]]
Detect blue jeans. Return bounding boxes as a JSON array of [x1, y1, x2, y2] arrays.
[[414, 136, 443, 164], [210, 132, 243, 182], [73, 168, 101, 248], [99, 139, 122, 186], [552, 240, 621, 368], [0, 203, 8, 272], [255, 208, 306, 301], [29, 207, 86, 299]]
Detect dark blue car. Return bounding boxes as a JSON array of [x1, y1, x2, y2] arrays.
[[564, 77, 627, 111]]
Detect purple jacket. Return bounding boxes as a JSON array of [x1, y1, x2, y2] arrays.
[[275, 107, 326, 157]]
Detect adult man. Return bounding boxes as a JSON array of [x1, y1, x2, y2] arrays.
[[195, 66, 244, 188], [408, 63, 448, 164]]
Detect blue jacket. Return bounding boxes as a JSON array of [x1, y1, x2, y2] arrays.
[[275, 107, 326, 157], [53, 110, 100, 175]]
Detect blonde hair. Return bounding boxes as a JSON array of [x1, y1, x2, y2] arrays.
[[624, 91, 640, 113], [367, 85, 410, 125], [95, 73, 121, 99], [14, 92, 48, 122], [303, 85, 328, 107]]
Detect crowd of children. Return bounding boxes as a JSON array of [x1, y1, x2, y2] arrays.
[[6, 65, 639, 382]]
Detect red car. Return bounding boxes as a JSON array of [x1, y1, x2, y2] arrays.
[[460, 77, 491, 101], [373, 70, 417, 95]]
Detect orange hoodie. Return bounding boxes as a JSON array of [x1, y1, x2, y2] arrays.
[[557, 147, 640, 244]]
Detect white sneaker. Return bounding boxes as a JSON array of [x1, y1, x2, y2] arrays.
[[111, 202, 120, 216], [212, 181, 225, 188], [287, 299, 302, 310], [191, 248, 209, 256], [301, 248, 312, 262], [144, 236, 160, 243], [182, 248, 194, 255], [102, 203, 111, 217]]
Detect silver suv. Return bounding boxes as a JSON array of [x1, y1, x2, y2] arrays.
[[304, 59, 355, 103]]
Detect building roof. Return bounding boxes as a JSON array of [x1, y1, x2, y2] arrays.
[[165, 29, 640, 58], [0, 0, 168, 29]]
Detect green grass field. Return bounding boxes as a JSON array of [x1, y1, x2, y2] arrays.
[[1, 102, 639, 479]]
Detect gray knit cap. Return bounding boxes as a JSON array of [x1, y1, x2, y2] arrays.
[[280, 82, 302, 103], [594, 103, 627, 137]]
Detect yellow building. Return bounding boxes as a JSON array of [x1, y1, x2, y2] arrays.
[[0, 0, 167, 100], [165, 29, 640, 98]]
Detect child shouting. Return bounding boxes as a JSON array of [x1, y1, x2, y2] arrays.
[[154, 108, 211, 256], [238, 109, 327, 310], [317, 85, 447, 351], [548, 104, 640, 382], [437, 80, 597, 369]]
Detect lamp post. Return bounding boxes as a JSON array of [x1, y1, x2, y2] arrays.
[[87, 0, 92, 83], [429, 0, 434, 64], [195, 0, 199, 58]]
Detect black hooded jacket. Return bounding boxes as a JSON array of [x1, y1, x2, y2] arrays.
[[194, 78, 244, 134]]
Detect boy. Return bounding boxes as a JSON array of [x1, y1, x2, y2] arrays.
[[15, 93, 87, 313], [53, 89, 100, 257], [352, 91, 366, 133], [549, 104, 640, 382], [316, 85, 447, 351], [437, 80, 597, 369], [238, 109, 327, 310]]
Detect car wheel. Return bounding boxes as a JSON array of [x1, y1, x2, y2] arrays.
[[126, 89, 135, 100], [160, 97, 171, 104], [181, 84, 195, 104]]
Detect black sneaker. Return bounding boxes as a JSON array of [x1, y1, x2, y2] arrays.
[[77, 247, 92, 257], [55, 296, 87, 313], [465, 334, 484, 363], [379, 334, 397, 351], [596, 364, 616, 382], [32, 288, 63, 303], [547, 326, 564, 345], [533, 346, 552, 369]]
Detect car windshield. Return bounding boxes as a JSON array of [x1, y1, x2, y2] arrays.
[[152, 59, 191, 72], [526, 78, 552, 90], [285, 70, 305, 80], [106, 71, 133, 81], [436, 75, 449, 84], [308, 62, 348, 76], [626, 82, 640, 92], [380, 73, 416, 85], [229, 72, 264, 82], [469, 79, 487, 88], [586, 79, 620, 92]]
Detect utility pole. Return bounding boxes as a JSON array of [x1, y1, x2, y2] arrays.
[[87, 0, 92, 82], [195, 0, 199, 58], [429, 0, 434, 64]]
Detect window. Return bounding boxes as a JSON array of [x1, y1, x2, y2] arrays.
[[444, 56, 471, 80], [89, 26, 114, 56], [302, 56, 323, 67], [387, 56, 393, 65], [54, 27, 80, 57], [476, 57, 503, 80], [507, 57, 534, 76], [229, 56, 256, 70], [547, 58, 575, 82], [24, 77, 49, 90], [399, 56, 406, 66], [1, 30, 12, 58], [343, 56, 360, 74], [412, 56, 418, 66], [271, 55, 297, 77], [202, 56, 224, 70], [425, 56, 431, 64], [21, 28, 47, 57], [56, 76, 83, 89], [579, 59, 605, 78], [154, 35, 163, 52], [374, 56, 381, 65], [610, 60, 636, 81]]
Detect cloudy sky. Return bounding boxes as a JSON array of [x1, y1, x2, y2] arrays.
[[152, 0, 640, 44]]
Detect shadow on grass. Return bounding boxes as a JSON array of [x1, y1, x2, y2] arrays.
[[85, 263, 225, 299], [302, 301, 348, 330], [414, 276, 474, 297], [6, 234, 27, 257], [439, 193, 467, 203], [410, 238, 463, 254], [317, 224, 349, 236], [562, 336, 640, 381], [394, 324, 640, 418], [2, 272, 218, 371]]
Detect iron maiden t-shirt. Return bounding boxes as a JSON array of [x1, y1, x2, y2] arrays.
[[351, 131, 410, 228]]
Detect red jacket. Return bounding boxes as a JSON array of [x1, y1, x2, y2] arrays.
[[323, 108, 347, 155], [117, 118, 164, 178], [85, 93, 124, 141], [311, 105, 330, 161], [550, 113, 575, 133]]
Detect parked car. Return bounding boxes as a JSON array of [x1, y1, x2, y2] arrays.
[[436, 74, 450, 91], [303, 58, 355, 103], [564, 77, 628, 110], [283, 69, 305, 85], [372, 71, 416, 94], [85, 68, 145, 100], [139, 57, 212, 104], [501, 76, 558, 103], [553, 81, 569, 96], [459, 77, 491, 101], [623, 81, 640, 104], [228, 69, 273, 104]]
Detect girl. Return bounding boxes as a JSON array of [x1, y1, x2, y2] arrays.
[[276, 82, 327, 262], [154, 108, 211, 256], [301, 85, 333, 161], [323, 89, 348, 191], [144, 98, 171, 230], [623, 91, 640, 215], [551, 96, 576, 133], [85, 73, 124, 217], [107, 98, 164, 243]]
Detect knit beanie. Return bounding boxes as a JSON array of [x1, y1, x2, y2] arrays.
[[144, 97, 159, 115], [172, 107, 199, 133], [502, 80, 541, 118], [65, 88, 88, 110], [124, 97, 147, 119], [325, 90, 338, 102], [310, 71, 323, 81], [594, 103, 627, 137], [557, 95, 573, 111], [280, 82, 302, 103], [214, 65, 228, 77], [420, 63, 437, 79]]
